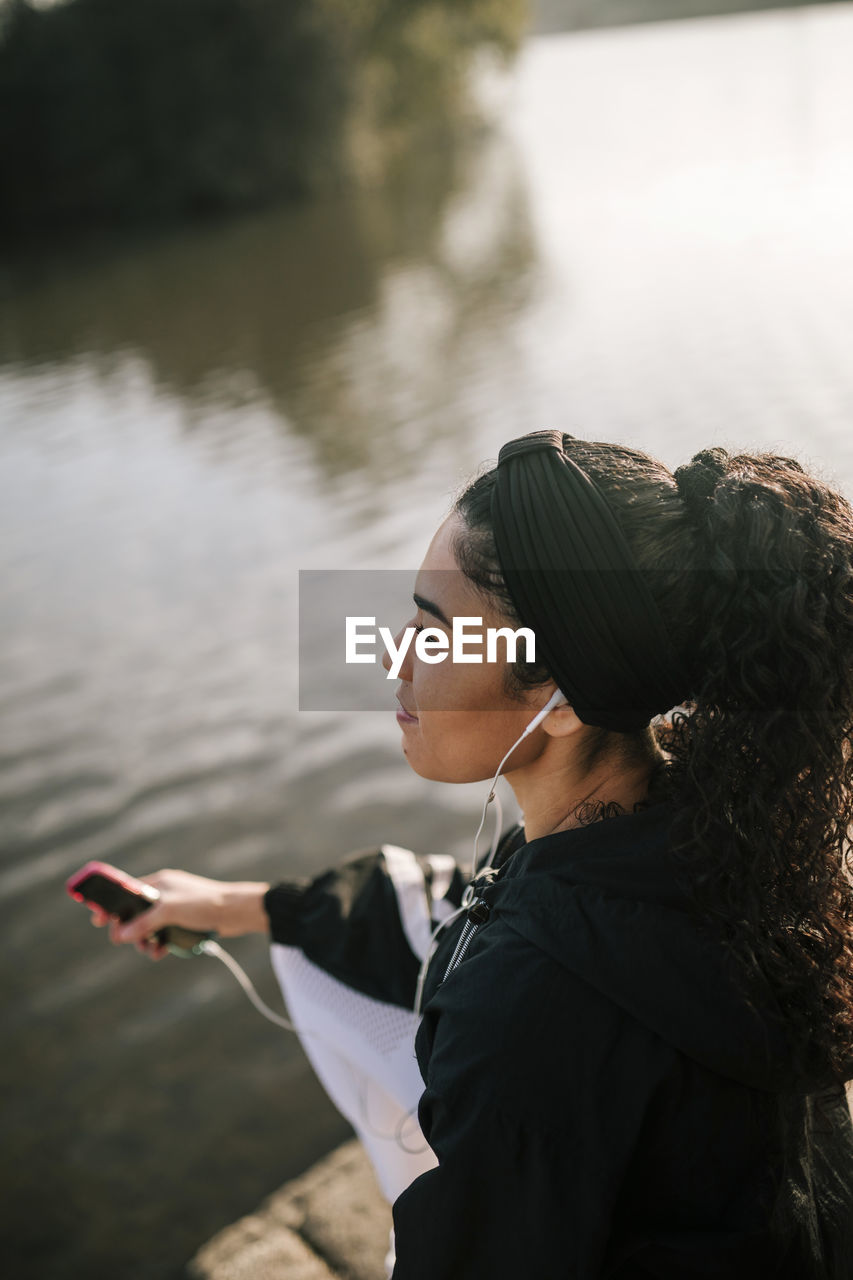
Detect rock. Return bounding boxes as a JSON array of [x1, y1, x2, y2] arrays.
[[189, 1141, 393, 1280], [189, 1218, 336, 1280]]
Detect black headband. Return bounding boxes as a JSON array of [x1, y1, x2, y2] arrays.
[[490, 430, 692, 731]]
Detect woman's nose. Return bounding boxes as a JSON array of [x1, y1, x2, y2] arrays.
[[381, 624, 413, 680], [381, 627, 402, 675]]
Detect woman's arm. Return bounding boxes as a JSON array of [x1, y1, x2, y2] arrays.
[[95, 840, 476, 996], [265, 844, 468, 1008], [264, 828, 524, 1007]]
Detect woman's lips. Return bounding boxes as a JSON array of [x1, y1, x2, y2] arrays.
[[396, 698, 419, 725]]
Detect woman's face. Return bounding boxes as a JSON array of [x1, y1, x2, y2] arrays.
[[383, 514, 554, 783]]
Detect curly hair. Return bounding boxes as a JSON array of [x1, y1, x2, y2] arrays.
[[452, 439, 853, 1090]]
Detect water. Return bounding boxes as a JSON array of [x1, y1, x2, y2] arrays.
[[3, 6, 853, 1276]]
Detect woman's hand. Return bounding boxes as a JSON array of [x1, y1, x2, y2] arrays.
[[90, 869, 270, 959]]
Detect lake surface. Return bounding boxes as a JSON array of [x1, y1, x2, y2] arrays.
[[3, 5, 853, 1276]]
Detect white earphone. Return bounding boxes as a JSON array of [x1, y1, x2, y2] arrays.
[[518, 686, 568, 737], [413, 686, 569, 1016], [468, 686, 568, 875], [468, 685, 568, 880]]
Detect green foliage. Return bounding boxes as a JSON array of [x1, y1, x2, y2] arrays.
[[0, 0, 527, 232]]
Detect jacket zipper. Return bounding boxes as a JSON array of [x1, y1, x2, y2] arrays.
[[443, 898, 491, 981]]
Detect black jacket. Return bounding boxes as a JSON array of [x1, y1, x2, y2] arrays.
[[266, 804, 853, 1278]]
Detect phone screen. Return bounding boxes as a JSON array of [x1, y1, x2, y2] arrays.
[[72, 872, 154, 922]]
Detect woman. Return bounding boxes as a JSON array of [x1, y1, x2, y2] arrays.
[[106, 432, 853, 1277]]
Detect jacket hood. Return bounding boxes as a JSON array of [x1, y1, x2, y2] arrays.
[[488, 804, 805, 1094]]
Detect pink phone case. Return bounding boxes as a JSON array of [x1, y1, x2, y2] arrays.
[[66, 860, 159, 907]]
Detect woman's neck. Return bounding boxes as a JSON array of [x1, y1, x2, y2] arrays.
[[509, 737, 664, 842]]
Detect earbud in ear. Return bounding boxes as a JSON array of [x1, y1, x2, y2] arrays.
[[520, 688, 568, 738]]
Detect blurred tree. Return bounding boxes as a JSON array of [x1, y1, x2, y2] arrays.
[[0, 0, 527, 233]]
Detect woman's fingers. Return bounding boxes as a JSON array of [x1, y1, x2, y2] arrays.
[[107, 902, 166, 947], [85, 883, 173, 956], [134, 937, 168, 961]]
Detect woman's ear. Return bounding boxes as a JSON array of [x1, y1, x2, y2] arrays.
[[541, 701, 583, 738]]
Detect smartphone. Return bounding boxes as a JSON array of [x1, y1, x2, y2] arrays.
[[66, 861, 212, 956]]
